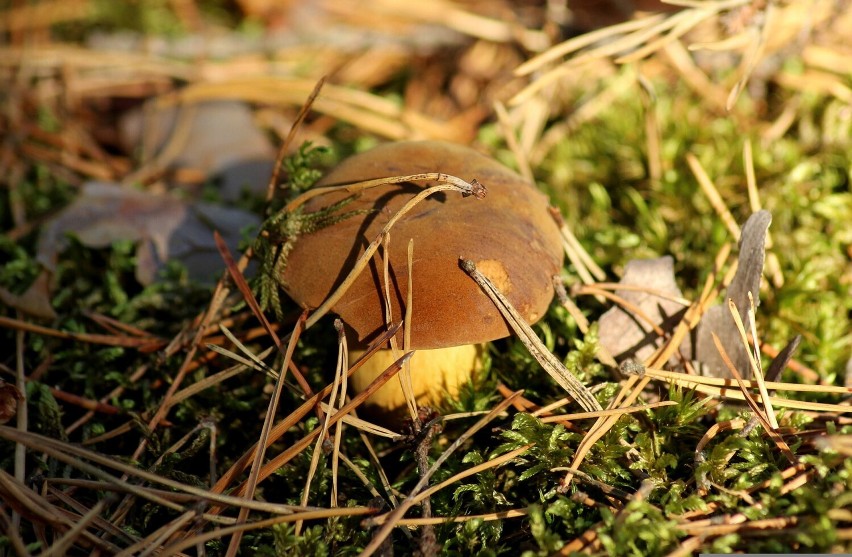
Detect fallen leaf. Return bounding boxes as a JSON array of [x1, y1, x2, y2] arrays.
[[0, 271, 57, 319], [0, 380, 23, 425], [694, 210, 772, 378], [765, 335, 801, 382], [119, 100, 275, 200], [38, 181, 260, 286], [598, 256, 690, 364]]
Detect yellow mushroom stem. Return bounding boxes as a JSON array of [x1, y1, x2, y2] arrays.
[[348, 343, 484, 414]]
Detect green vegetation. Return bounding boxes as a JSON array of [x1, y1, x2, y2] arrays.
[[1, 2, 850, 555]]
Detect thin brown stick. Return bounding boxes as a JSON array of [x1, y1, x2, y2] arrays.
[[267, 77, 326, 202], [159, 507, 377, 557], [224, 313, 307, 557], [0, 316, 165, 349]]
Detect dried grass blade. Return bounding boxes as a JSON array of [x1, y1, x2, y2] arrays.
[[46, 485, 136, 543], [133, 511, 196, 557], [245, 352, 415, 494], [380, 233, 417, 422], [226, 312, 307, 555], [0, 505, 30, 556], [494, 100, 533, 183], [209, 326, 276, 373], [39, 497, 108, 557], [642, 367, 851, 394], [695, 418, 746, 455], [553, 279, 590, 331], [711, 333, 796, 463], [354, 423, 399, 507], [578, 283, 691, 306], [727, 298, 779, 429], [617, 8, 714, 64], [675, 383, 852, 413], [461, 259, 601, 412], [267, 76, 325, 201], [330, 322, 349, 508], [0, 428, 303, 516], [337, 451, 383, 500], [550, 208, 606, 282], [392, 509, 529, 526], [577, 9, 696, 64], [0, 470, 122, 555], [296, 319, 346, 535], [687, 153, 740, 239], [0, 316, 165, 349], [365, 444, 533, 524], [401, 238, 418, 420], [318, 403, 399, 439], [208, 323, 401, 498], [539, 401, 678, 422], [215, 232, 317, 406], [160, 507, 377, 557], [515, 14, 665, 76], [565, 374, 649, 487]]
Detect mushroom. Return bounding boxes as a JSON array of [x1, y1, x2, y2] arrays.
[[281, 141, 563, 416]]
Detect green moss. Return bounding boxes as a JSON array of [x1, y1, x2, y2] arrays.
[[4, 10, 852, 554]]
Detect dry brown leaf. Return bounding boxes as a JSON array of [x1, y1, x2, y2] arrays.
[[0, 380, 23, 425], [37, 182, 259, 286], [119, 100, 275, 200], [598, 256, 690, 364], [694, 210, 771, 378], [0, 271, 57, 320]]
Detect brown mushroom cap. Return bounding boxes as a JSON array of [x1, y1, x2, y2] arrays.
[[281, 141, 564, 349]]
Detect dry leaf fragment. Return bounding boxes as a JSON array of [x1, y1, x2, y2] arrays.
[[695, 210, 772, 378], [0, 271, 57, 319], [37, 181, 260, 286], [0, 380, 24, 425], [120, 100, 275, 200], [598, 256, 690, 364]]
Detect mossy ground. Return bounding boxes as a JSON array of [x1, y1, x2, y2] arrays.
[[1, 2, 851, 555]]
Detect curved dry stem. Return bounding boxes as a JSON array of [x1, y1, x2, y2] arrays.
[[285, 172, 485, 212]]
